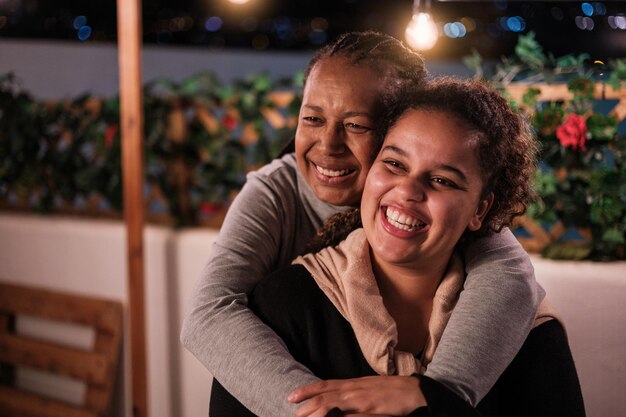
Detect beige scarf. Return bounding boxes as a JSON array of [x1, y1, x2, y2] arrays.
[[294, 228, 560, 376]]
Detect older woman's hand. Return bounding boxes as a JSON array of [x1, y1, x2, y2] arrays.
[[288, 375, 427, 417]]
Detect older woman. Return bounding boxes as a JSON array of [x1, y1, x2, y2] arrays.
[[213, 78, 585, 417]]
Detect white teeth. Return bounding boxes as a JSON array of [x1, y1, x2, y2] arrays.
[[315, 164, 351, 177], [385, 207, 425, 232]]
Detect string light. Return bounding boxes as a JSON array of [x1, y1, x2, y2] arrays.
[[405, 0, 438, 51]]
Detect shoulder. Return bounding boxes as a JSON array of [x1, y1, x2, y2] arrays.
[[246, 153, 299, 191], [225, 154, 300, 222], [492, 319, 574, 382], [488, 319, 585, 416], [517, 319, 571, 363], [234, 153, 307, 215]]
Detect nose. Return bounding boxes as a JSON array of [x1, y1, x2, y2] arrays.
[[318, 123, 346, 154], [397, 176, 426, 203]]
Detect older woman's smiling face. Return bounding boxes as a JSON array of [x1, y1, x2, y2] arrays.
[[361, 108, 493, 270], [295, 56, 383, 207]]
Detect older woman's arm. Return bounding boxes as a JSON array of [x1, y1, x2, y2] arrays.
[[181, 157, 327, 417], [425, 228, 545, 405]]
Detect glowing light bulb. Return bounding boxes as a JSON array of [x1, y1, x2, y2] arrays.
[[228, 0, 250, 4], [405, 12, 438, 51]]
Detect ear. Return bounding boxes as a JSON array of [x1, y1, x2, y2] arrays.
[[468, 192, 494, 232]]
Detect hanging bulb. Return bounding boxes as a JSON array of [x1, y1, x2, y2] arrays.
[[406, 0, 438, 51], [406, 12, 438, 51]]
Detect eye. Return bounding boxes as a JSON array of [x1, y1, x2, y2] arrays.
[[382, 159, 406, 172], [302, 116, 323, 124], [344, 122, 372, 133], [431, 177, 458, 189]]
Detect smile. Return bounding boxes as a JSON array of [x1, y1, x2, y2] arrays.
[[315, 164, 355, 178], [385, 207, 426, 232]]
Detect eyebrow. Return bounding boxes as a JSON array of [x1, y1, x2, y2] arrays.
[[381, 145, 469, 183], [302, 104, 372, 118]]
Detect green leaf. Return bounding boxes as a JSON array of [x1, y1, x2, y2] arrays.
[[514, 32, 547, 71], [591, 197, 622, 225], [542, 242, 592, 260], [586, 113, 618, 140], [522, 87, 541, 108], [567, 76, 595, 100], [602, 228, 625, 244], [462, 49, 483, 78], [181, 78, 199, 95], [533, 104, 564, 134], [607, 74, 622, 91], [293, 70, 305, 88], [252, 74, 271, 92], [533, 170, 559, 196]]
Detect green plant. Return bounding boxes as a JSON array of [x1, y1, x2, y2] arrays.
[[466, 32, 626, 260], [0, 71, 302, 226]]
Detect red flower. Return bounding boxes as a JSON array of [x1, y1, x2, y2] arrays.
[[104, 125, 118, 148], [556, 114, 587, 152], [199, 202, 223, 216], [221, 114, 238, 130]]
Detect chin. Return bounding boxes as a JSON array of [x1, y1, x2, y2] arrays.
[[313, 187, 356, 207], [319, 194, 355, 207]]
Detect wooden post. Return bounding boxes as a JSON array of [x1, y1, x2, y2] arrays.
[[116, 1, 148, 417]]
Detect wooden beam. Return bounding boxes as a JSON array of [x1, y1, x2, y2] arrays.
[[507, 82, 626, 122], [0, 311, 16, 386], [506, 82, 626, 103], [116, 1, 148, 417]]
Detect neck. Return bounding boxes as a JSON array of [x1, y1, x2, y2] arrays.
[[371, 249, 451, 353], [371, 250, 450, 301]]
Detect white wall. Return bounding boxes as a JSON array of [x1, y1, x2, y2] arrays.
[[0, 39, 307, 99], [0, 39, 472, 99], [1, 212, 625, 417], [533, 259, 626, 417]]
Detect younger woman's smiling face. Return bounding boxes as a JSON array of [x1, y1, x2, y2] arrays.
[[361, 108, 493, 270]]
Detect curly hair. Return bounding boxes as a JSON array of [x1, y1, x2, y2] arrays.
[[381, 77, 540, 236], [306, 208, 362, 253]]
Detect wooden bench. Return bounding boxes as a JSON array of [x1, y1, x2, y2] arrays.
[[0, 282, 123, 417]]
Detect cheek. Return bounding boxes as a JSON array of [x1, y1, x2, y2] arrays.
[[436, 199, 477, 231], [294, 126, 308, 150], [361, 169, 388, 212], [351, 137, 379, 170]]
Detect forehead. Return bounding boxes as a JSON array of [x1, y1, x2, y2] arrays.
[[384, 109, 481, 166], [388, 108, 477, 143], [304, 57, 382, 97]]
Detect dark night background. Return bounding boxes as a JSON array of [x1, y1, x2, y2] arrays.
[[0, 0, 624, 60]]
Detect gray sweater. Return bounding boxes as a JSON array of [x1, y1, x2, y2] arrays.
[[180, 153, 544, 416]]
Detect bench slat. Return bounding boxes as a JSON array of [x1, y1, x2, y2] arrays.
[[0, 333, 109, 385], [0, 386, 98, 417], [0, 283, 122, 334]]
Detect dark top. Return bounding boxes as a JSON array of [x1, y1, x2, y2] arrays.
[[210, 264, 586, 417]]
